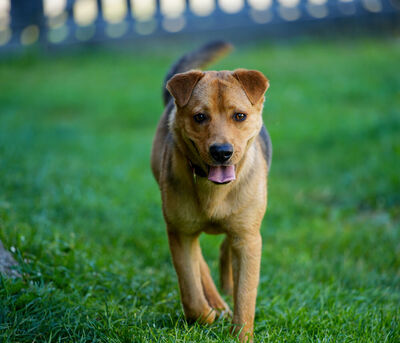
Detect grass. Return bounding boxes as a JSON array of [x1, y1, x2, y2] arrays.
[[0, 37, 399, 342]]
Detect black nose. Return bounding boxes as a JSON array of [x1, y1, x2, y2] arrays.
[[209, 144, 233, 163]]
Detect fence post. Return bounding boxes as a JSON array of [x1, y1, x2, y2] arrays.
[[10, 0, 44, 44], [126, 0, 132, 18], [96, 0, 103, 21]]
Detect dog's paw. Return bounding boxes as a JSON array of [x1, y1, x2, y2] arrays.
[[185, 306, 216, 325], [230, 323, 254, 342]]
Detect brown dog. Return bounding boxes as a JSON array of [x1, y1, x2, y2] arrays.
[[151, 41, 271, 342]]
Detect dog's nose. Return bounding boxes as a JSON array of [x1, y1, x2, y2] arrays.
[[209, 144, 233, 163]]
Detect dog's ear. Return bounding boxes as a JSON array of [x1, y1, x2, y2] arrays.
[[166, 70, 204, 107], [233, 69, 269, 105]]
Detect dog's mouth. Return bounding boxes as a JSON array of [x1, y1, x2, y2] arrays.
[[189, 139, 236, 185], [208, 165, 235, 184]]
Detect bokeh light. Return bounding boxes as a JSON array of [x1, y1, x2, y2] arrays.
[[0, 0, 11, 30], [248, 0, 273, 11], [219, 0, 244, 14], [135, 19, 157, 35], [308, 0, 327, 4], [0, 28, 11, 46], [190, 0, 215, 16], [279, 6, 301, 20], [161, 0, 186, 18], [131, 0, 156, 21], [105, 21, 128, 38], [0, 0, 11, 46], [43, 0, 66, 17], [75, 24, 96, 40], [279, 0, 301, 8], [362, 0, 382, 12], [102, 0, 127, 23], [20, 25, 40, 45], [47, 25, 69, 43], [250, 8, 273, 23], [73, 0, 98, 26], [162, 16, 185, 32], [307, 1, 328, 18]]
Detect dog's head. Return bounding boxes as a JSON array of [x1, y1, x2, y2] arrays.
[[167, 69, 269, 184]]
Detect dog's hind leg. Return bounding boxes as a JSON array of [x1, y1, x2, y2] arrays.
[[219, 237, 233, 296], [199, 250, 232, 317], [167, 230, 216, 324]]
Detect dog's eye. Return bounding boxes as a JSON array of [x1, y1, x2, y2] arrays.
[[233, 113, 247, 122], [194, 113, 207, 123]]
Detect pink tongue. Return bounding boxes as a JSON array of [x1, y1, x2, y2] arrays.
[[208, 165, 236, 184]]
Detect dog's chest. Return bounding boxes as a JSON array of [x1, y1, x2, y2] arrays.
[[163, 181, 240, 233], [163, 173, 268, 238], [196, 185, 237, 220]]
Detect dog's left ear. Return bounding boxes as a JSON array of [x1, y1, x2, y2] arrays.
[[166, 70, 204, 107], [233, 69, 269, 105]]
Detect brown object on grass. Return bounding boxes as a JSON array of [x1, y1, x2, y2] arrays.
[[0, 240, 20, 278]]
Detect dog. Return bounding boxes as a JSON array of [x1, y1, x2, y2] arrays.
[[151, 41, 271, 342]]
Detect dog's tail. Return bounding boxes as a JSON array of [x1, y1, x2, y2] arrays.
[[162, 41, 233, 106]]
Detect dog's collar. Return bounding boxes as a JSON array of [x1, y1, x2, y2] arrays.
[[188, 160, 207, 180]]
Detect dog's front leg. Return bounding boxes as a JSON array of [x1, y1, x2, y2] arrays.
[[167, 230, 216, 324], [230, 232, 262, 342], [220, 236, 233, 296]]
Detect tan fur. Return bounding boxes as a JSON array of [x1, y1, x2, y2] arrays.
[[151, 64, 270, 342]]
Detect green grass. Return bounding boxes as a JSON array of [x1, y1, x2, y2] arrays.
[[0, 37, 399, 342]]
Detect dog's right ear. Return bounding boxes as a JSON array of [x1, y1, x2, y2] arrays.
[[166, 70, 204, 107]]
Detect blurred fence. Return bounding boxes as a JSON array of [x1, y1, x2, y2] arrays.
[[0, 0, 399, 51]]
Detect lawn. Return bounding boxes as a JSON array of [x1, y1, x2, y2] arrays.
[[0, 37, 399, 342]]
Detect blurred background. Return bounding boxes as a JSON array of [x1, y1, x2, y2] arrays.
[[0, 1, 400, 343], [0, 0, 399, 50]]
